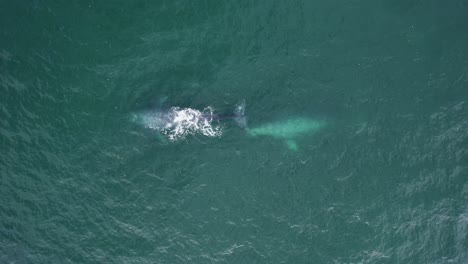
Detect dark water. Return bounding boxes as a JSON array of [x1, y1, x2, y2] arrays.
[[1, 1, 468, 263]]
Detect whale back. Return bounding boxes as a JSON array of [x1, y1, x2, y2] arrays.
[[234, 99, 248, 129]]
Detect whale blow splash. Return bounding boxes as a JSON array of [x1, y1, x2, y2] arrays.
[[131, 100, 246, 142], [132, 106, 222, 141]]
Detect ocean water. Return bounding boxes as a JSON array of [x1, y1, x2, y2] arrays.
[[1, 1, 468, 263]]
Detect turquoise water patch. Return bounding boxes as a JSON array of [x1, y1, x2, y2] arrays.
[[1, 1, 468, 263]]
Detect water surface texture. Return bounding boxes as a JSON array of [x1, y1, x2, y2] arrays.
[[1, 1, 468, 263]]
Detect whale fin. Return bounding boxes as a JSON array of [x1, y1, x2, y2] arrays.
[[285, 139, 298, 151], [234, 99, 248, 129]]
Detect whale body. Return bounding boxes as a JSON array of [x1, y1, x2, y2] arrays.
[[247, 118, 325, 150], [131, 99, 324, 149]]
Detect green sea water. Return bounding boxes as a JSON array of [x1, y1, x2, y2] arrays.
[[1, 1, 468, 263]]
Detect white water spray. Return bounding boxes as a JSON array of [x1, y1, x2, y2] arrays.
[[133, 106, 223, 141]]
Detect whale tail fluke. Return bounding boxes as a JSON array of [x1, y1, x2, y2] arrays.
[[234, 99, 248, 129]]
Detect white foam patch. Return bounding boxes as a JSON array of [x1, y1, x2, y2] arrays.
[[140, 106, 222, 141]]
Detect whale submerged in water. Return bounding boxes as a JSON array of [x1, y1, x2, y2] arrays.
[[131, 99, 325, 149], [247, 117, 326, 150]]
